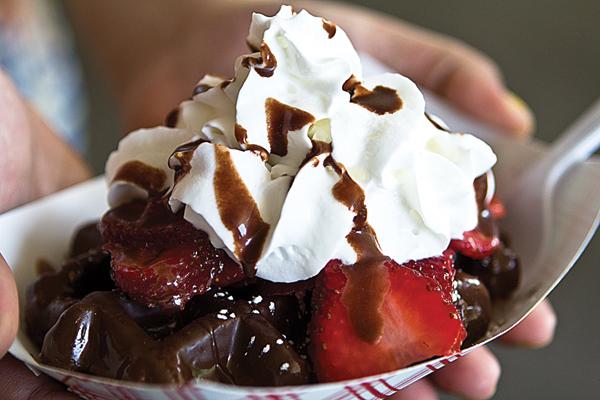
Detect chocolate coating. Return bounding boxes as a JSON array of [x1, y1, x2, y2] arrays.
[[265, 97, 315, 157], [454, 271, 492, 346], [242, 42, 277, 77], [26, 250, 113, 347], [39, 291, 310, 385], [322, 19, 337, 38], [69, 221, 102, 257], [457, 244, 520, 299], [29, 223, 312, 385]]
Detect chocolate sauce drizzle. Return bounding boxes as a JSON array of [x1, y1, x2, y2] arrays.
[[265, 98, 315, 156], [168, 139, 208, 185], [235, 123, 269, 161], [324, 156, 390, 343], [322, 19, 337, 38], [301, 139, 333, 168], [165, 107, 180, 128], [242, 42, 278, 78], [213, 144, 270, 276], [343, 75, 403, 115], [113, 160, 167, 193], [425, 112, 450, 132]]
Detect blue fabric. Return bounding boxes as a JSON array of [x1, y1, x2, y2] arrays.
[[0, 2, 87, 152]]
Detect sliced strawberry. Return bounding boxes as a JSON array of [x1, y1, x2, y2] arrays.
[[107, 232, 244, 309], [100, 198, 198, 249], [102, 197, 245, 309], [403, 249, 456, 302], [309, 259, 466, 382], [451, 228, 500, 260]]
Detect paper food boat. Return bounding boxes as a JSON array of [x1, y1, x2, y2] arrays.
[[3, 64, 600, 399]]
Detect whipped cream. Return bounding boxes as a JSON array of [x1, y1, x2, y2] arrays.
[[106, 5, 497, 283]]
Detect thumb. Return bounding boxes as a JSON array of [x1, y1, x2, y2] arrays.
[[0, 355, 79, 399], [0, 254, 19, 357]]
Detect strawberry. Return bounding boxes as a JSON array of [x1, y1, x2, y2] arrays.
[[107, 233, 244, 309], [450, 228, 500, 260], [102, 197, 245, 309], [100, 198, 199, 249], [403, 249, 455, 302], [309, 259, 466, 382]]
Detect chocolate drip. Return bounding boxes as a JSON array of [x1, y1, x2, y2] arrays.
[[343, 75, 403, 115], [165, 107, 179, 128], [472, 173, 500, 244], [474, 174, 489, 211], [235, 123, 269, 161], [168, 138, 207, 185], [220, 79, 233, 89], [457, 245, 520, 299], [113, 160, 167, 193], [242, 42, 278, 78], [425, 112, 451, 132], [322, 19, 337, 38], [213, 144, 270, 276], [301, 139, 333, 168], [235, 122, 248, 144], [70, 221, 102, 257], [266, 98, 315, 156], [342, 75, 361, 92], [324, 156, 390, 343]]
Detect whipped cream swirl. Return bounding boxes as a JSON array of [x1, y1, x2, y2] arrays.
[[106, 6, 497, 283]]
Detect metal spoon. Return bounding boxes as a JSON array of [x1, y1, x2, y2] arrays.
[[503, 97, 600, 267]]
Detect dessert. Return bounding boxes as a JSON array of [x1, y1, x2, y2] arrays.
[[26, 6, 520, 386]]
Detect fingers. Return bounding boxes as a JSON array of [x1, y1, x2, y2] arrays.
[[500, 299, 556, 348], [0, 255, 18, 357], [0, 69, 35, 211], [401, 36, 534, 138], [0, 68, 90, 213], [303, 2, 534, 137], [389, 379, 438, 400], [0, 355, 78, 399], [392, 301, 555, 400], [430, 346, 500, 400]]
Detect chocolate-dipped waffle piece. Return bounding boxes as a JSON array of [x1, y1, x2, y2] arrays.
[[26, 250, 113, 347], [39, 291, 311, 386]]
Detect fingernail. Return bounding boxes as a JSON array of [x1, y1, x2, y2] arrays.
[[504, 91, 535, 137]]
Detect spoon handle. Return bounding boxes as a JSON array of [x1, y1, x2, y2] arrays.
[[544, 97, 600, 180]]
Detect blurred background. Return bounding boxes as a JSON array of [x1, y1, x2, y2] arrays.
[[3, 0, 599, 398]]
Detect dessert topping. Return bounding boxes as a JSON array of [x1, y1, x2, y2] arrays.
[[106, 5, 497, 284]]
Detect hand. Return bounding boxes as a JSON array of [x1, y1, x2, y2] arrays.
[[0, 69, 89, 398], [66, 0, 534, 137]]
